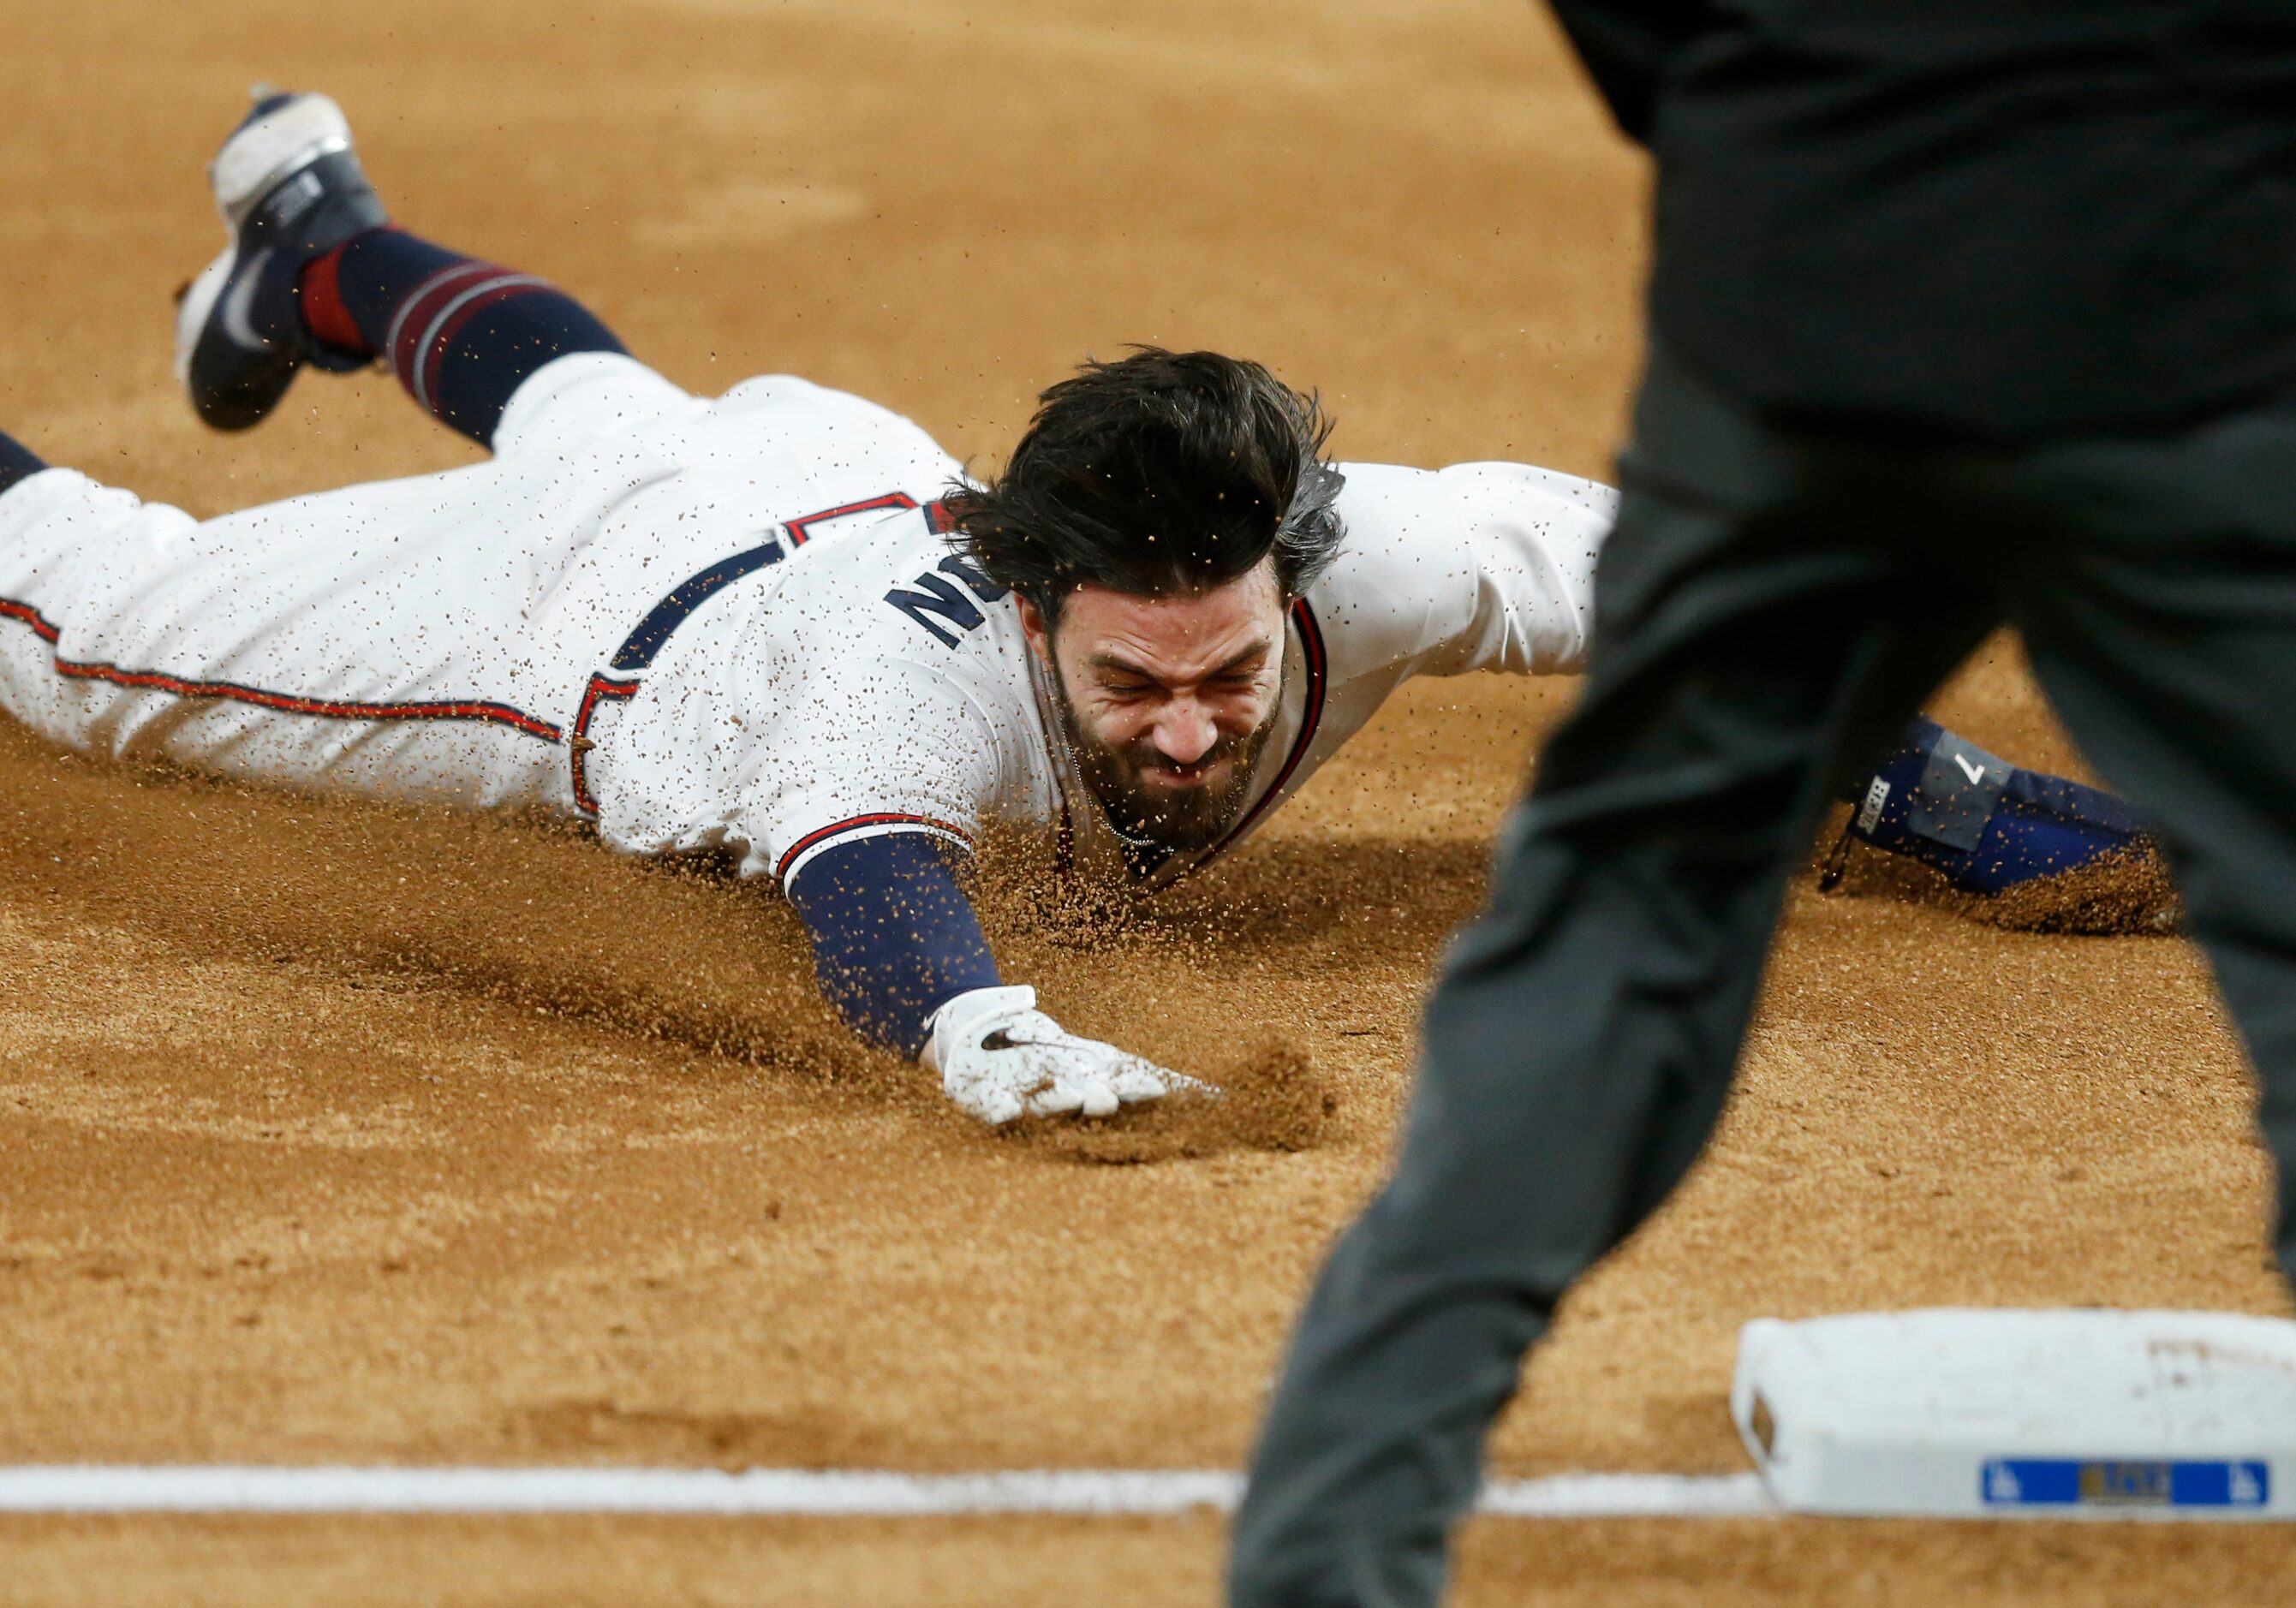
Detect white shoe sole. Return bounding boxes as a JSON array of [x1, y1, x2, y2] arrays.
[[209, 92, 354, 229], [172, 247, 236, 385]]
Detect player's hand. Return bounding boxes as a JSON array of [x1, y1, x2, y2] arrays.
[[921, 985, 1214, 1126]]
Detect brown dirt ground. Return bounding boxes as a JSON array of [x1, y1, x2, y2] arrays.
[[0, 0, 2291, 1600]]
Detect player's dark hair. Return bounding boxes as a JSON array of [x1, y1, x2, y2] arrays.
[[949, 348, 1345, 622]]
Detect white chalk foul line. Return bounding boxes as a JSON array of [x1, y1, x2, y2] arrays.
[[0, 1466, 1776, 1518]]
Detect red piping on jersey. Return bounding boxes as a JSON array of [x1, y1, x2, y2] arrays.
[[0, 598, 61, 644], [784, 491, 917, 546], [568, 671, 641, 815], [1200, 596, 1327, 865], [774, 812, 973, 883], [0, 595, 564, 741]]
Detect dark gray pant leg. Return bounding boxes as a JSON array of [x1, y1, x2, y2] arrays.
[[1227, 356, 1995, 1608], [2002, 407, 2296, 1280]]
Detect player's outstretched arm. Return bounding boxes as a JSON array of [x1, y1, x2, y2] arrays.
[[1319, 461, 1612, 686], [782, 832, 1202, 1123]]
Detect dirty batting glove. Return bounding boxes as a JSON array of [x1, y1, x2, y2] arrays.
[[921, 985, 1209, 1126]]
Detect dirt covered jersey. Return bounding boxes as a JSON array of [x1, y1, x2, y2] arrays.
[[0, 350, 1608, 893], [582, 458, 1612, 890]]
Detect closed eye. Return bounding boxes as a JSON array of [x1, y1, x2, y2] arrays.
[[1086, 643, 1273, 694]]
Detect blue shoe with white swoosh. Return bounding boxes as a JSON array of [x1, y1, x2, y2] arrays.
[[174, 89, 388, 431]]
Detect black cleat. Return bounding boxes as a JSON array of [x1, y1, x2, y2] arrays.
[[174, 90, 387, 431]]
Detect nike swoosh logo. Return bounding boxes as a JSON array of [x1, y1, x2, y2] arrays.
[[218, 250, 275, 352], [1954, 753, 1989, 785]]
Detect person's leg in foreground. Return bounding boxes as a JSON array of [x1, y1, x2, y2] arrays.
[[1998, 408, 2296, 1283], [1226, 348, 1998, 1605], [1228, 361, 2296, 1606]]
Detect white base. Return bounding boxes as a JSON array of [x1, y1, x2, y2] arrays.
[[1733, 1309, 2296, 1518]]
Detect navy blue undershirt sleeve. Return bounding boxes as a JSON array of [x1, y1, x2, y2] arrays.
[[781, 831, 1002, 1057], [0, 430, 45, 497]]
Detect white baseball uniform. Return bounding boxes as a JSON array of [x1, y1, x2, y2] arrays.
[[0, 353, 1611, 888]]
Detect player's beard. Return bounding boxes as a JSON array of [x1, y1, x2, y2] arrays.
[[1049, 665, 1279, 857]]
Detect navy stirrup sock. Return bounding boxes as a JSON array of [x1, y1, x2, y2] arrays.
[[298, 227, 627, 446], [0, 430, 46, 497]]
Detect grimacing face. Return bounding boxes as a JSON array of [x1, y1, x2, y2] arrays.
[[1018, 559, 1287, 855]]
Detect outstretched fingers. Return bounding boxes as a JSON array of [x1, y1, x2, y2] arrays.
[[927, 986, 1220, 1127]]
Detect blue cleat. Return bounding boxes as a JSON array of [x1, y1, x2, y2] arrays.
[[174, 89, 387, 431]]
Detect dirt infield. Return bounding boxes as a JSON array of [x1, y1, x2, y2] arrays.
[[1, 0, 2291, 1600], [3, 1513, 2290, 1607]]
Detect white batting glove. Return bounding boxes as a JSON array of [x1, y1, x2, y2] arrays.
[[921, 985, 1211, 1126]]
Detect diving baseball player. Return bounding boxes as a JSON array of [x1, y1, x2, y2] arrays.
[[0, 94, 2148, 1125]]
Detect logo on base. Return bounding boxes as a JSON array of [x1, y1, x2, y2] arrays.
[[1980, 1458, 2269, 1510]]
